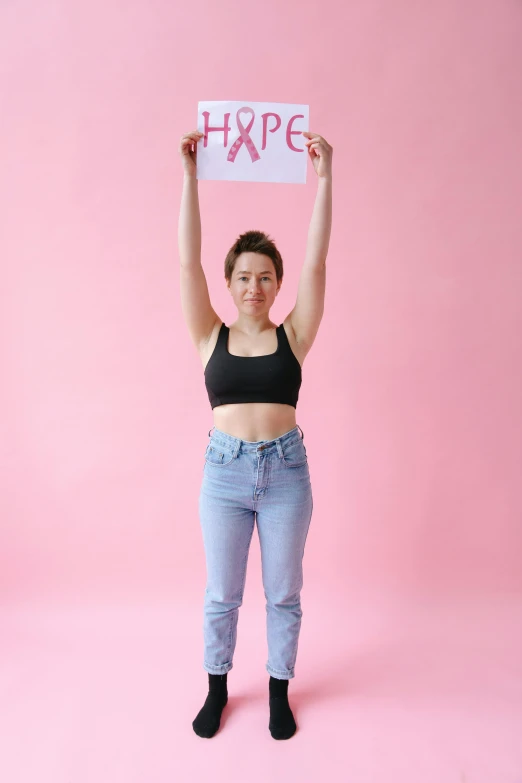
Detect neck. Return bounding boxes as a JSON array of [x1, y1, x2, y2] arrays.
[[232, 313, 275, 334]]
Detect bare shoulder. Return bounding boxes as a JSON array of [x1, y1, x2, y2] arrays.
[[198, 319, 224, 370]]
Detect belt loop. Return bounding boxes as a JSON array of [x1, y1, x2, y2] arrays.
[[297, 424, 304, 439]]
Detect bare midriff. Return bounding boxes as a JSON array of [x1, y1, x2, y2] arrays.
[[211, 402, 297, 442]]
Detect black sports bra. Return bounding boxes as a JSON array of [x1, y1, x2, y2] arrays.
[[204, 323, 302, 409]]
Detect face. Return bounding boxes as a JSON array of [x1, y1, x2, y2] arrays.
[[227, 253, 281, 314]]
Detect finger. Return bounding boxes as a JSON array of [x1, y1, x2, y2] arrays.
[[181, 132, 204, 141]]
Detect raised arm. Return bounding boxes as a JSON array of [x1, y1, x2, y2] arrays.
[[287, 132, 333, 352], [178, 130, 220, 350]]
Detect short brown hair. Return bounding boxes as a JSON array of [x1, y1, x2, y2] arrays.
[[224, 230, 284, 283]]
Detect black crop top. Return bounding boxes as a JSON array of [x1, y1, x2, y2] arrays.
[[204, 323, 302, 409]]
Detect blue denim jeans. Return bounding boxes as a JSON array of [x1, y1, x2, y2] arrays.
[[198, 424, 313, 680]]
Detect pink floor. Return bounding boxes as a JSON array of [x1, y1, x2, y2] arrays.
[[1, 592, 521, 782]]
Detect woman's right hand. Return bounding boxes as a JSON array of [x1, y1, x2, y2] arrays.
[[179, 130, 204, 178]]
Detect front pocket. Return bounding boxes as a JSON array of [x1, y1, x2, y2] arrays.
[[281, 439, 308, 468], [204, 443, 236, 467]]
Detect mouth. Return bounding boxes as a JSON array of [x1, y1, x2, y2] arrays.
[[245, 299, 263, 303]]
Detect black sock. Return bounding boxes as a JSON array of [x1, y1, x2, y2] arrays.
[[268, 675, 296, 739], [192, 673, 228, 738]]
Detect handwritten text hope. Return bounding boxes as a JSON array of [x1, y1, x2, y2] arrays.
[[201, 106, 305, 163], [196, 100, 309, 184]]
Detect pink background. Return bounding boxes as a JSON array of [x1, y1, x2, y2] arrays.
[[1, 0, 521, 780]]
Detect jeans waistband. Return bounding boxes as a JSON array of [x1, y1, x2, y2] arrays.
[[207, 424, 304, 455]]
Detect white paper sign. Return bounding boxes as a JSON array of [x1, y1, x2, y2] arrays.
[[196, 100, 309, 184]]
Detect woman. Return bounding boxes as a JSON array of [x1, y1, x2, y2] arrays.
[[178, 127, 332, 739]]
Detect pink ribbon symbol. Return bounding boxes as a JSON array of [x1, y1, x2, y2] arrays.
[[227, 107, 261, 163]]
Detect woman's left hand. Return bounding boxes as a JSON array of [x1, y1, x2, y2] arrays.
[[302, 132, 333, 180]]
